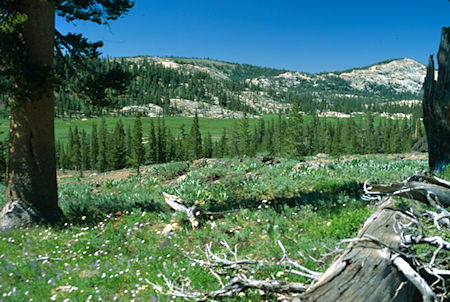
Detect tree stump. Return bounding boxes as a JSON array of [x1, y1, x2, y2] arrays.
[[423, 27, 450, 172]]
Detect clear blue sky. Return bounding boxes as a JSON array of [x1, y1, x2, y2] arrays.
[[56, 0, 450, 73]]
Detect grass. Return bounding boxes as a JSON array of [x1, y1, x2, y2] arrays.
[[0, 154, 429, 301], [0, 113, 419, 144], [0, 116, 271, 143]]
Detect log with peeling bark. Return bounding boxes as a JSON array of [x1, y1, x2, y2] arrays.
[[296, 198, 422, 302], [298, 174, 449, 302], [155, 174, 449, 301]]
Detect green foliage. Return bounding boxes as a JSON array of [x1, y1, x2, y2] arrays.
[[188, 112, 202, 159], [0, 154, 428, 301], [130, 115, 144, 173]]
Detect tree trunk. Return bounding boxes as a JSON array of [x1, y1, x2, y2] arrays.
[[423, 27, 450, 172], [297, 198, 421, 302], [0, 0, 64, 230]]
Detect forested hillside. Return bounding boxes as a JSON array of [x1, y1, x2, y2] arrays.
[[1, 56, 425, 119]]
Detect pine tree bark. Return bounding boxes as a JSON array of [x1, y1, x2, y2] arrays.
[[0, 0, 64, 229], [423, 27, 450, 172]]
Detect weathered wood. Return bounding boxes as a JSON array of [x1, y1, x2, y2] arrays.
[[298, 199, 420, 302], [423, 27, 450, 172], [366, 181, 450, 207], [157, 176, 449, 301]]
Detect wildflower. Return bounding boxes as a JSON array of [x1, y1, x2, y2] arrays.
[[81, 216, 86, 221]]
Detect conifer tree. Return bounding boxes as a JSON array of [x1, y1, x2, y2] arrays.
[[381, 119, 392, 154], [285, 98, 305, 158], [229, 119, 240, 157], [264, 119, 275, 155], [80, 129, 89, 171], [157, 117, 167, 163], [203, 132, 213, 158], [148, 119, 157, 163], [90, 122, 98, 170], [365, 111, 377, 154], [189, 112, 202, 159], [240, 110, 252, 156], [67, 127, 74, 168], [97, 118, 108, 172], [218, 128, 229, 158], [274, 112, 286, 156], [131, 115, 145, 174], [72, 126, 81, 171], [167, 129, 176, 162], [125, 125, 132, 165], [0, 0, 134, 228], [108, 120, 126, 170]]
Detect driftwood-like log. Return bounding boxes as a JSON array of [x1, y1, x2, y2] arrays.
[[423, 27, 450, 172], [297, 198, 421, 302], [162, 192, 234, 235], [156, 174, 449, 301]]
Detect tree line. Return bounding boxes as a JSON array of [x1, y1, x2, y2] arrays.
[[56, 102, 424, 174]]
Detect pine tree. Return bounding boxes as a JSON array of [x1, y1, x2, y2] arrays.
[[189, 112, 202, 159], [381, 119, 392, 154], [125, 125, 132, 166], [90, 122, 98, 170], [72, 126, 81, 171], [240, 110, 252, 156], [218, 128, 228, 158], [97, 118, 108, 172], [274, 111, 286, 156], [203, 132, 213, 158], [285, 98, 305, 158], [167, 129, 176, 162], [156, 117, 167, 163], [67, 127, 74, 168], [80, 129, 90, 171], [229, 119, 240, 157], [131, 115, 145, 174], [365, 111, 377, 154], [108, 120, 126, 170], [148, 119, 157, 163], [0, 0, 134, 228]]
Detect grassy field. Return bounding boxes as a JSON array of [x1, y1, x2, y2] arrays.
[[0, 116, 272, 143], [0, 154, 431, 301], [0, 113, 417, 144]]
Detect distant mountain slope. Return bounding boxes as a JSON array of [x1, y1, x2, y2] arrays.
[[249, 58, 427, 98], [51, 56, 426, 118], [332, 58, 427, 94]]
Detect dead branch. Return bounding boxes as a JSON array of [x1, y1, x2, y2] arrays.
[[154, 174, 449, 301], [161, 192, 239, 235]]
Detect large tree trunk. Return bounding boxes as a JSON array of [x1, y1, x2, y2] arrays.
[[423, 27, 450, 172], [0, 0, 64, 230]]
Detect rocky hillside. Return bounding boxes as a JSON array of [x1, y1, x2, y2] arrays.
[[116, 56, 426, 117], [52, 56, 427, 118]]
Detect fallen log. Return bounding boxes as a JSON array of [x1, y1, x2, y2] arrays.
[[155, 174, 449, 301], [297, 198, 422, 302]]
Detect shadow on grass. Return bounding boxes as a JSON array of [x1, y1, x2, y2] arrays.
[[207, 181, 363, 213]]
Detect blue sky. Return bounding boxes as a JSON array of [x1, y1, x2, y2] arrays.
[[56, 0, 450, 73]]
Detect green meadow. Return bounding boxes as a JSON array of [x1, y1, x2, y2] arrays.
[[0, 154, 433, 301]]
